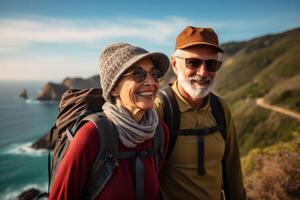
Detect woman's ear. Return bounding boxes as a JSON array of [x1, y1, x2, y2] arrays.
[[111, 87, 120, 97]]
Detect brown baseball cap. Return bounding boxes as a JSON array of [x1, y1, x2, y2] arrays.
[[176, 26, 224, 53]]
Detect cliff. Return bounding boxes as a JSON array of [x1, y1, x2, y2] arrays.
[[36, 75, 100, 101], [36, 82, 68, 101], [62, 75, 100, 89]]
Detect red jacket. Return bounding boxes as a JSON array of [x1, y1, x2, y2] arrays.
[[49, 121, 169, 200]]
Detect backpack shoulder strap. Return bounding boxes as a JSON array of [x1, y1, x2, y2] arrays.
[[157, 85, 180, 159], [153, 121, 165, 173], [81, 113, 119, 200], [209, 93, 227, 140], [158, 85, 180, 131]]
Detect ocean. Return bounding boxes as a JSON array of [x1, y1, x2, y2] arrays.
[[0, 80, 59, 200]]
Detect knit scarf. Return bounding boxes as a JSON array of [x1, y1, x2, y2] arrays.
[[102, 102, 159, 148]]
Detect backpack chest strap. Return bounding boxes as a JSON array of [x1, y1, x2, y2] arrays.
[[107, 148, 155, 200], [174, 125, 224, 175], [107, 148, 156, 160], [175, 125, 224, 136]]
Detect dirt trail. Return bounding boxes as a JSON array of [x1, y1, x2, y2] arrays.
[[256, 98, 300, 121]]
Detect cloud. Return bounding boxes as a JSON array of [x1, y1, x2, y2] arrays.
[[1, 15, 299, 80], [0, 17, 190, 53], [0, 53, 97, 81], [0, 16, 192, 80], [2, 15, 298, 54], [2, 15, 299, 52]]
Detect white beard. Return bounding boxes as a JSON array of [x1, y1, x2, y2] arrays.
[[177, 69, 214, 99]]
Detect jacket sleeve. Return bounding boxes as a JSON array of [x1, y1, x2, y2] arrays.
[[49, 122, 100, 200], [222, 104, 247, 200]]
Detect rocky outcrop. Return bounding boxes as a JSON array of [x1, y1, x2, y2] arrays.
[[19, 89, 28, 99], [17, 188, 41, 200], [36, 82, 68, 101], [63, 75, 100, 89], [31, 132, 56, 150], [88, 75, 101, 87], [36, 75, 100, 101]]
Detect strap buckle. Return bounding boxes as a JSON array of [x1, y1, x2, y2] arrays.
[[106, 152, 114, 159], [137, 150, 149, 159]]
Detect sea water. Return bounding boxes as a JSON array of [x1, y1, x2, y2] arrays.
[[0, 80, 59, 200]]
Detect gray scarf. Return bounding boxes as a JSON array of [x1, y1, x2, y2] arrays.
[[102, 102, 159, 148]]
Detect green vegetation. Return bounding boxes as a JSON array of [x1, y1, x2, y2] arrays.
[[265, 75, 300, 112], [230, 100, 299, 155]]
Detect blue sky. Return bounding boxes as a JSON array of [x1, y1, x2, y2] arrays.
[[0, 0, 300, 81]]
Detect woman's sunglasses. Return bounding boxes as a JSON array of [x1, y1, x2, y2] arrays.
[[122, 67, 163, 83], [176, 56, 222, 72]]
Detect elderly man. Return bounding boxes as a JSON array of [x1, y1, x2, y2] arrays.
[[155, 26, 247, 200]]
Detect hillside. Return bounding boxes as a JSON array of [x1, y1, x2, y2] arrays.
[[214, 27, 300, 155], [214, 27, 300, 199]]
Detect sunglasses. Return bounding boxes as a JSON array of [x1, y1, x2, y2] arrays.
[[176, 56, 222, 72], [122, 67, 163, 83]]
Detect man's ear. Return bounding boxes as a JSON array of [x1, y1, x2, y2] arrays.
[[171, 56, 178, 75]]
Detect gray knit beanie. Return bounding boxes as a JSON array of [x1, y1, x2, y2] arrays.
[[99, 42, 170, 102]]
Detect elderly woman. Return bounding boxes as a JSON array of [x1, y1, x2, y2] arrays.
[[49, 43, 170, 200]]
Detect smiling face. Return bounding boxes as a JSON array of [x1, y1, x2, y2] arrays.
[[172, 45, 220, 102], [111, 58, 160, 121]]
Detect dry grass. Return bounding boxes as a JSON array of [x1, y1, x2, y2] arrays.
[[244, 139, 300, 200]]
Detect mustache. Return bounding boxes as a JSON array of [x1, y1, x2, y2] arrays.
[[189, 75, 212, 82]]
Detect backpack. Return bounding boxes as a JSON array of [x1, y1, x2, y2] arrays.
[[36, 88, 166, 200], [157, 85, 229, 197]]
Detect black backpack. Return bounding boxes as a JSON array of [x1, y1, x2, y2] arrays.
[[157, 85, 229, 196], [36, 88, 166, 200]]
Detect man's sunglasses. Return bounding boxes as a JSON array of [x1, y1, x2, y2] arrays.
[[176, 56, 222, 72], [122, 67, 163, 83]]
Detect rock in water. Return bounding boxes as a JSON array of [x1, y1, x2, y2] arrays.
[[19, 89, 28, 99], [18, 188, 40, 200], [32, 132, 56, 150]]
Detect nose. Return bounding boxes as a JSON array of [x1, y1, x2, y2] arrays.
[[196, 63, 209, 77], [143, 72, 156, 85]]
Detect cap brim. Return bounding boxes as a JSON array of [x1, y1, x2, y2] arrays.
[[177, 42, 224, 53]]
